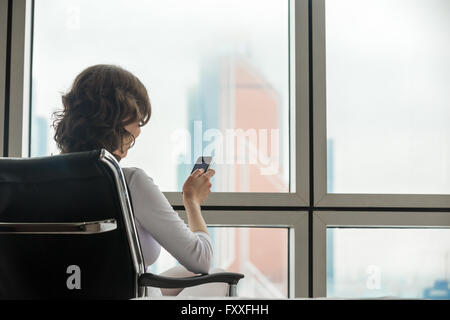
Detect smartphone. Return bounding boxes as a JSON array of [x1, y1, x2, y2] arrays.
[[191, 156, 213, 174]]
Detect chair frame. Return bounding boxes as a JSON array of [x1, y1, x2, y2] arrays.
[[99, 149, 244, 297]]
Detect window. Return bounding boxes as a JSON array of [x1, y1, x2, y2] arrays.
[[31, 0, 291, 193], [325, 0, 450, 195], [313, 211, 450, 298], [327, 228, 450, 299]]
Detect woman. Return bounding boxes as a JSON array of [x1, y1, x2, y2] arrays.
[[52, 64, 226, 297]]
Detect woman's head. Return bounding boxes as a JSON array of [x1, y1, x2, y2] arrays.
[[52, 64, 151, 162]]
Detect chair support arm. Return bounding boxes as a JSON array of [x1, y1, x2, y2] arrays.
[[138, 272, 244, 289]]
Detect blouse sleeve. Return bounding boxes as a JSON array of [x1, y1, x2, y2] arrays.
[[125, 167, 213, 274]]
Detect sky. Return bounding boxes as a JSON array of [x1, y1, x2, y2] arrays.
[[326, 0, 450, 194]]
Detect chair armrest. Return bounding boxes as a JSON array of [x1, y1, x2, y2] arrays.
[[138, 272, 244, 289]]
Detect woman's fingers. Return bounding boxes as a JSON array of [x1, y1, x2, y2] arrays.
[[191, 168, 204, 178], [203, 169, 216, 178]]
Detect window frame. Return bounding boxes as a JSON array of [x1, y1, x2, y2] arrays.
[[311, 0, 450, 298], [4, 0, 32, 158], [0, 0, 9, 156]]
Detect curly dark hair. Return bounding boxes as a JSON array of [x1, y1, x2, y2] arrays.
[[52, 64, 151, 162]]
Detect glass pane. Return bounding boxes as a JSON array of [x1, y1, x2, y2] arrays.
[[327, 228, 450, 299], [326, 0, 450, 194], [149, 227, 289, 298], [31, 0, 290, 192]]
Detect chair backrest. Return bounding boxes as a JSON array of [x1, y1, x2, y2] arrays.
[[0, 149, 145, 299]]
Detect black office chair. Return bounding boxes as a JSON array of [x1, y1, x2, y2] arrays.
[[0, 149, 244, 299]]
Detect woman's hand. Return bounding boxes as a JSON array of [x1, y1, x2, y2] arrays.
[[182, 168, 215, 206]]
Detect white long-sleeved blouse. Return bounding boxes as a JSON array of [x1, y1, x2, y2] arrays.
[[121, 167, 213, 275]]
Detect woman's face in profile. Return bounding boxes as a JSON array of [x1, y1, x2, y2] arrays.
[[114, 121, 141, 159]]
